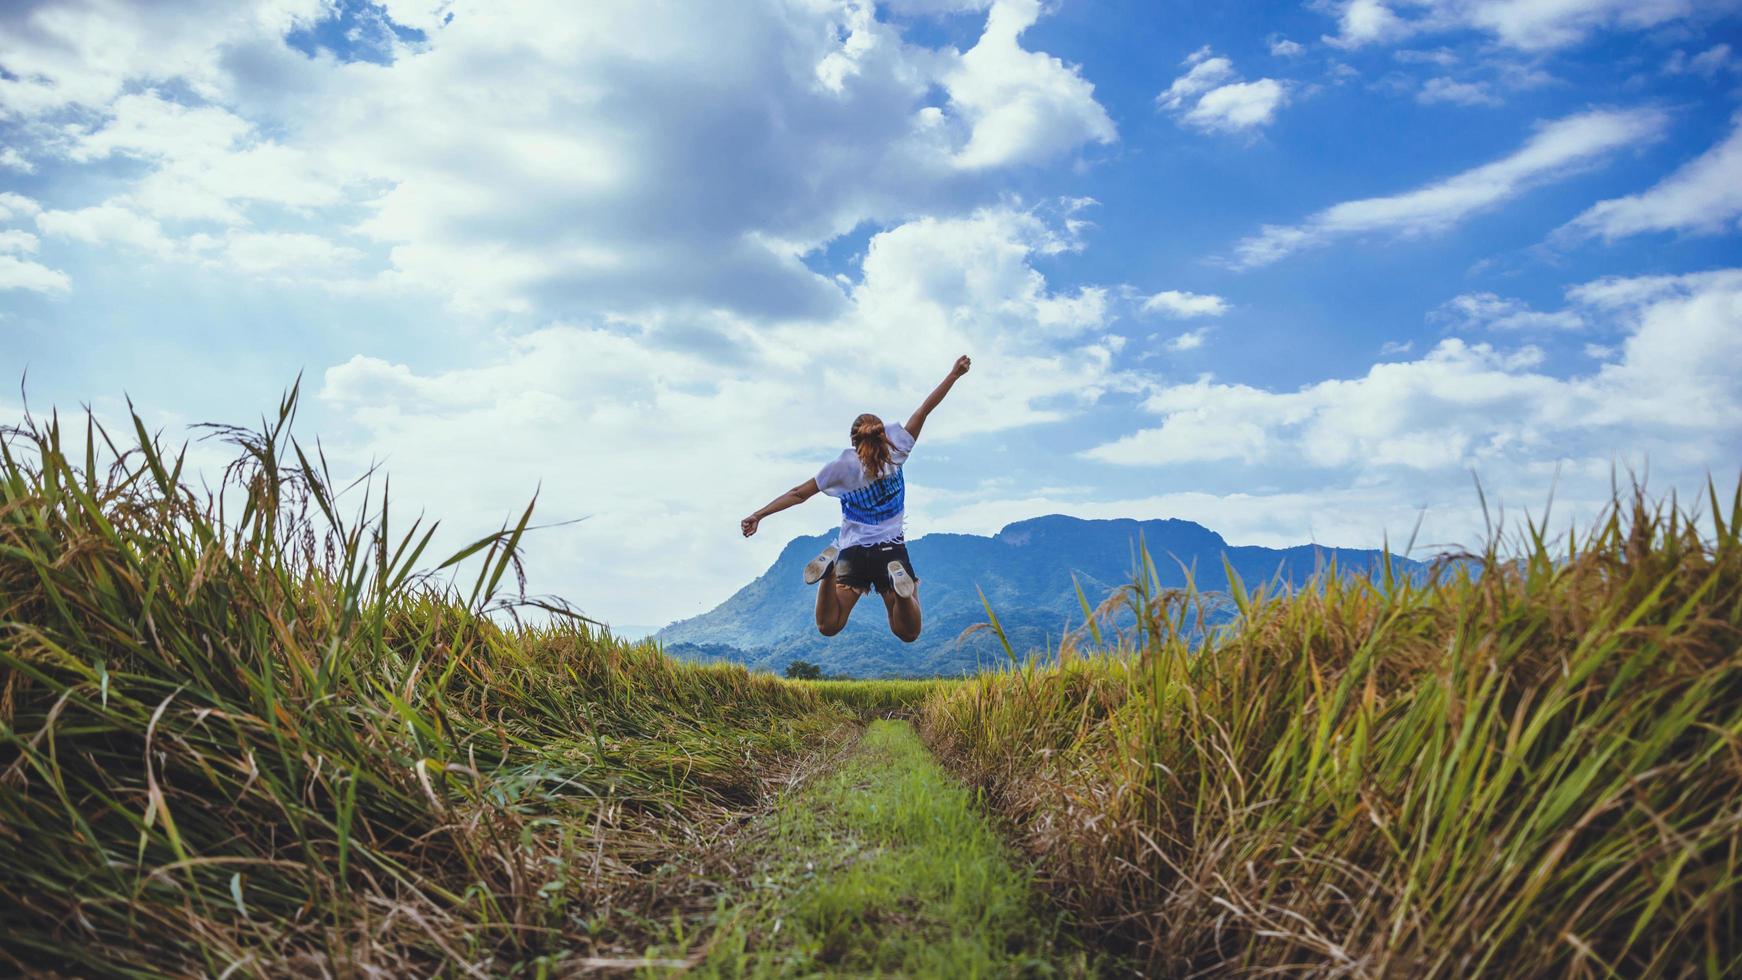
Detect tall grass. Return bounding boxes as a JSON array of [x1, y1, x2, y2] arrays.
[[0, 392, 845, 976], [797, 678, 955, 715], [921, 487, 1742, 977]]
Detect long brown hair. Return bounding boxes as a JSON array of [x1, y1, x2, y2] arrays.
[[850, 413, 890, 481]]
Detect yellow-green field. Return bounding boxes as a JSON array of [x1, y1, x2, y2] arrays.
[[3, 396, 1738, 977], [0, 401, 858, 975], [793, 677, 956, 714], [921, 487, 1742, 977]]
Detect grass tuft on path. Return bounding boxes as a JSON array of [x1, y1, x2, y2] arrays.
[[690, 719, 1096, 978]]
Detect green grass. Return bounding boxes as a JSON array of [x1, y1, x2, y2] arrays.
[[684, 719, 1097, 978], [920, 487, 1742, 977], [794, 678, 956, 715], [0, 392, 851, 976]]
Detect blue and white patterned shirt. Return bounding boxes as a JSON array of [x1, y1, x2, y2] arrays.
[[814, 422, 915, 549]]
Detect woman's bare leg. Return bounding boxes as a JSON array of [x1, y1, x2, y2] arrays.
[[882, 586, 921, 643], [815, 565, 863, 636]]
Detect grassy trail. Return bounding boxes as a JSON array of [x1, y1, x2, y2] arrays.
[[678, 719, 1099, 978]]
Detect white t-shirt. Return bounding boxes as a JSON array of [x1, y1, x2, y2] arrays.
[[815, 422, 915, 550]]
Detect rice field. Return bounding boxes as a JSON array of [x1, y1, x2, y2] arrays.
[[795, 677, 956, 715], [0, 396, 851, 975], [919, 484, 1742, 977], [5, 387, 1737, 977]]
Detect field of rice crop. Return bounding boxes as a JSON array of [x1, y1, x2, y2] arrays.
[[0, 397, 852, 975], [796, 677, 955, 714], [920, 484, 1742, 977], [4, 389, 1737, 978]]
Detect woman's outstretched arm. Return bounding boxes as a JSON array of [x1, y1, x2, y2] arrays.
[[905, 354, 971, 440], [742, 478, 820, 537]]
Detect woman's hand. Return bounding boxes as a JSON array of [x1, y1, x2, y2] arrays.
[[742, 481, 817, 540], [908, 355, 971, 438]]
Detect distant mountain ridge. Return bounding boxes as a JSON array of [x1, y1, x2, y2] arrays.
[[656, 515, 1428, 678]]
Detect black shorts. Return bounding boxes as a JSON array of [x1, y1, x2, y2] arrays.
[[835, 540, 919, 596]]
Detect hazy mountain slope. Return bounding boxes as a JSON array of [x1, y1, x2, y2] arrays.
[[658, 515, 1426, 678]]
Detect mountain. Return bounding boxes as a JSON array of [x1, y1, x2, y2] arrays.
[[656, 515, 1429, 678]]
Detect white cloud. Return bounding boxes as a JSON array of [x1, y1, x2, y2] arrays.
[[37, 203, 177, 255], [0, 147, 34, 173], [69, 91, 344, 224], [1470, 0, 1713, 50], [813, 0, 879, 94], [315, 204, 1129, 623], [1, 0, 1115, 323], [324, 0, 1106, 315], [0, 190, 66, 292], [882, 0, 996, 13], [1157, 48, 1237, 110], [1159, 48, 1290, 134], [1271, 37, 1306, 57], [1186, 79, 1290, 133], [1565, 267, 1742, 310], [1086, 269, 1742, 479], [1432, 291, 1585, 330], [1664, 44, 1740, 78], [1563, 116, 1742, 240], [36, 201, 368, 283], [1400, 51, 1552, 108], [68, 89, 251, 164], [1326, 0, 1411, 47], [1692, 44, 1736, 77], [199, 230, 365, 276], [1394, 47, 1460, 66], [1167, 328, 1209, 351], [0, 230, 39, 254], [1417, 77, 1501, 106], [0, 254, 70, 293], [0, 193, 42, 223], [1691, 44, 1738, 76], [1232, 107, 1666, 267], [0, 0, 333, 118], [1322, 0, 1726, 51], [943, 0, 1117, 170], [1497, 62, 1557, 89], [1142, 289, 1230, 318]]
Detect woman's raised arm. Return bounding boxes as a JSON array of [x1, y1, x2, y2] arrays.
[[905, 354, 971, 440], [741, 478, 820, 537]]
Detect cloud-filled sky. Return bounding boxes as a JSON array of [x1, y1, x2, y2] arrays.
[[3, 0, 1739, 628]]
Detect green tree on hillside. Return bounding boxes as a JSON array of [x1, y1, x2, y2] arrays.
[[784, 659, 823, 680]]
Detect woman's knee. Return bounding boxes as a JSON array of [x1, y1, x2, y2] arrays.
[[817, 619, 845, 637], [893, 623, 921, 643]]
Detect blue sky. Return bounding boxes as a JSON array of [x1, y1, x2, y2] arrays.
[[2, 0, 1740, 628]]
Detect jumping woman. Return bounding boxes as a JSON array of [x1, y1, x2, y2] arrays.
[[740, 355, 971, 643]]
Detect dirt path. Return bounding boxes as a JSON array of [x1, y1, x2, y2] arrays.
[[649, 719, 1102, 978]]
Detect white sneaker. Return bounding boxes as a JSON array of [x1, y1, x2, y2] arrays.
[[886, 560, 915, 599], [803, 545, 839, 585]]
